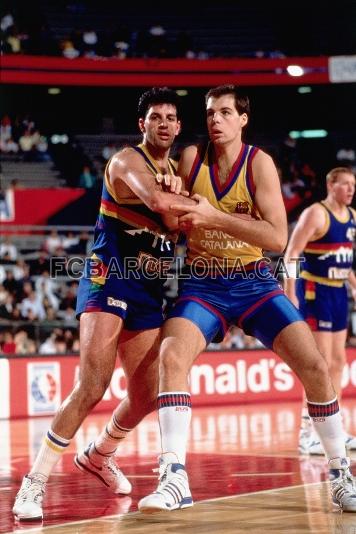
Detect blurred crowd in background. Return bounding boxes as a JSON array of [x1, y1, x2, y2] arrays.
[[1, 1, 355, 356]]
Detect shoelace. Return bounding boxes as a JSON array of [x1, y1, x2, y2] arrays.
[[153, 464, 168, 486], [102, 458, 122, 477], [333, 470, 356, 495], [18, 479, 45, 503]]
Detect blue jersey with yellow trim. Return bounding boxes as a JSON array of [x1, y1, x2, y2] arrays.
[[185, 142, 262, 268], [90, 143, 177, 282], [301, 202, 355, 286]]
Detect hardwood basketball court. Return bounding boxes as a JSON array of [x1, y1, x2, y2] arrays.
[[2, 400, 356, 533]]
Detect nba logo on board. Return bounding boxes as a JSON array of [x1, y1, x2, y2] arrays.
[[27, 362, 61, 416]]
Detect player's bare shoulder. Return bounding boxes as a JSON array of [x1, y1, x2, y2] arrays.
[[178, 144, 200, 178], [298, 202, 327, 237], [180, 144, 199, 164], [251, 148, 278, 183], [182, 144, 199, 158], [107, 146, 147, 199], [305, 201, 328, 220], [108, 146, 144, 178]]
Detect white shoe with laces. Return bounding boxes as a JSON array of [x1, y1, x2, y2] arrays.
[[138, 452, 193, 514], [299, 426, 325, 456], [329, 457, 356, 512], [12, 474, 46, 520], [74, 443, 132, 494]]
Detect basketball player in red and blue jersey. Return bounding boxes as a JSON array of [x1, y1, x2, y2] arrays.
[[13, 88, 196, 521], [139, 85, 356, 514], [284, 167, 356, 455]]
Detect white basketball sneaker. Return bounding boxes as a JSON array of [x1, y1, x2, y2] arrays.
[[299, 424, 324, 456], [12, 474, 46, 520], [74, 443, 132, 494], [329, 457, 356, 512], [138, 452, 193, 514]]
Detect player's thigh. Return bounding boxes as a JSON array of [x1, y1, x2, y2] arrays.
[[79, 311, 123, 383], [160, 317, 207, 370], [118, 327, 161, 388]]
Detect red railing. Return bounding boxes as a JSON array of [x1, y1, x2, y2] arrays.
[[1, 54, 329, 86]]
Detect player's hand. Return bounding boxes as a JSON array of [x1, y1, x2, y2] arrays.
[[171, 193, 219, 230], [156, 173, 186, 195]]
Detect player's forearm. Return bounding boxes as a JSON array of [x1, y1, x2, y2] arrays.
[[151, 191, 196, 215], [162, 213, 179, 231], [214, 211, 287, 253], [284, 277, 297, 298]]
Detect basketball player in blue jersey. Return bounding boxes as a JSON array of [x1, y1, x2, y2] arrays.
[[139, 85, 356, 513], [284, 167, 356, 455], [13, 87, 196, 521]]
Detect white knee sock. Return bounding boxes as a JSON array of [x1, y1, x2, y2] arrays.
[[29, 429, 70, 482], [307, 397, 347, 460], [158, 391, 191, 465], [89, 413, 131, 465]]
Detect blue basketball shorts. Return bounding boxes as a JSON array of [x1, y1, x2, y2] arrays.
[[168, 266, 303, 349], [76, 261, 165, 331], [296, 278, 348, 332]]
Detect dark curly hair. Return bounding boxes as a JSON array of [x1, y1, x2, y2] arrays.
[[138, 87, 181, 119]]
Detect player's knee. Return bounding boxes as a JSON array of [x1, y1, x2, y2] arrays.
[[159, 344, 186, 376], [303, 351, 330, 378], [76, 376, 110, 406], [330, 352, 346, 371]]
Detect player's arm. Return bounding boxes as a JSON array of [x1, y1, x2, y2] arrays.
[[176, 144, 198, 183], [283, 204, 326, 305], [158, 145, 198, 230], [108, 148, 196, 216], [348, 270, 356, 300], [171, 150, 287, 252]]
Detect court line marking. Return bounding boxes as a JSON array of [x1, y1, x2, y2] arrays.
[[10, 481, 330, 534]]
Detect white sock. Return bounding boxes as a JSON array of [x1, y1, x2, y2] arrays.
[[89, 413, 131, 465], [307, 398, 346, 460], [158, 391, 191, 465], [29, 429, 70, 481]]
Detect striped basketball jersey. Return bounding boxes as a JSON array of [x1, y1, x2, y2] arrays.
[[185, 142, 262, 268], [301, 202, 356, 287], [90, 143, 177, 282]]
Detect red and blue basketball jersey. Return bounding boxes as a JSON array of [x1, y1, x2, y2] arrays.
[[76, 144, 178, 329], [301, 202, 355, 287], [91, 143, 177, 278]]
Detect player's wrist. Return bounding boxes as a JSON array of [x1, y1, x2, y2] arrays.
[[284, 261, 298, 279]]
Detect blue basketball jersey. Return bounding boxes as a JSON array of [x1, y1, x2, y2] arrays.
[[301, 202, 355, 287]]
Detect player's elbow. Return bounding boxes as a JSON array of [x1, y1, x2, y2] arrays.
[[273, 232, 288, 253]]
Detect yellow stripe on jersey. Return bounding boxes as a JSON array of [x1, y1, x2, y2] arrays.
[[300, 271, 344, 287], [88, 253, 107, 285]]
